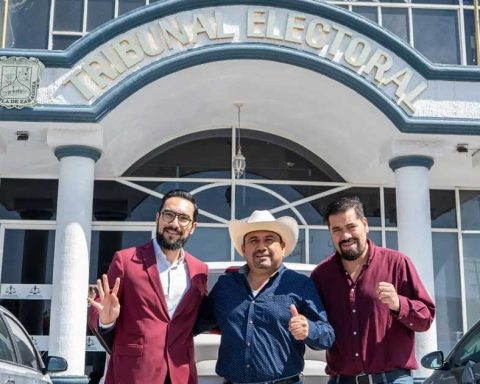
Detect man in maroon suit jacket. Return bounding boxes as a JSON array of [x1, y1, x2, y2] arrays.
[[89, 189, 208, 384]]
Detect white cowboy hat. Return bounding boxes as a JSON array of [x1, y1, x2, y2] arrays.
[[228, 210, 299, 257]]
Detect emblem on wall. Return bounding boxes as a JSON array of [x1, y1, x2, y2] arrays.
[[28, 285, 42, 297], [0, 56, 42, 109], [3, 285, 17, 296]]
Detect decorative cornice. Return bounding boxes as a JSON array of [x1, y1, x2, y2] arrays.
[[0, 0, 479, 133], [54, 145, 102, 162], [3, 0, 480, 82], [389, 155, 434, 171], [0, 44, 479, 135]]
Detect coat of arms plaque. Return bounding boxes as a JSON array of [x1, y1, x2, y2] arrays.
[[0, 56, 42, 109]]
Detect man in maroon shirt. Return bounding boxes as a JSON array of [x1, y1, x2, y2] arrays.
[[311, 196, 435, 384]]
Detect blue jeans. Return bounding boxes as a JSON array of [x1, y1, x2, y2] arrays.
[[327, 374, 413, 384]]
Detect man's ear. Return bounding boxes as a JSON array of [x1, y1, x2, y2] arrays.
[[363, 217, 369, 233], [190, 221, 197, 234]]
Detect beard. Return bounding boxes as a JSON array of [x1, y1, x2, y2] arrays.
[[156, 223, 189, 251], [337, 239, 365, 261]]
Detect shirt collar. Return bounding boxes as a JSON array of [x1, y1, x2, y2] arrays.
[[152, 238, 185, 267]]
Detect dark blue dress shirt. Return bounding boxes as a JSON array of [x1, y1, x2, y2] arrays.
[[196, 264, 334, 383]]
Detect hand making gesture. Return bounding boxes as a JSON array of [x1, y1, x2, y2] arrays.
[[88, 274, 121, 325], [288, 304, 309, 340]]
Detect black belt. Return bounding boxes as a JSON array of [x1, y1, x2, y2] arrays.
[[224, 374, 301, 384], [335, 369, 411, 384]]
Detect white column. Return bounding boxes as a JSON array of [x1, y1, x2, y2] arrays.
[[389, 155, 437, 379], [48, 146, 101, 381]]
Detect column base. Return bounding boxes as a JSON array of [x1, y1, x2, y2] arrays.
[[50, 375, 90, 384]]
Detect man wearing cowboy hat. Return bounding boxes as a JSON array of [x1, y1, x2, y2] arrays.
[[196, 210, 334, 384]]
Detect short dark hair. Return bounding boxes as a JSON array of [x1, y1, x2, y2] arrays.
[[158, 189, 199, 222], [324, 196, 365, 226]]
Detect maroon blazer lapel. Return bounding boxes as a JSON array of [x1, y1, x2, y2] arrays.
[[140, 241, 169, 317]]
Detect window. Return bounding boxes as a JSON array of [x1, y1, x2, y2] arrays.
[[3, 314, 39, 370], [430, 190, 457, 228], [119, 0, 145, 15], [53, 0, 84, 32], [352, 6, 379, 23], [0, 179, 58, 220], [0, 316, 15, 363], [452, 324, 480, 366], [412, 9, 461, 64], [125, 130, 343, 182], [461, 234, 480, 328], [381, 8, 409, 42], [87, 0, 115, 31], [0, 301, 51, 337], [52, 35, 81, 50], [460, 190, 480, 230], [433, 233, 463, 353], [185, 227, 230, 262], [90, 230, 152, 283], [1, 230, 55, 284], [4, 0, 51, 49]]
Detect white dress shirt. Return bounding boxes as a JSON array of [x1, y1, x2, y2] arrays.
[[152, 238, 190, 318]]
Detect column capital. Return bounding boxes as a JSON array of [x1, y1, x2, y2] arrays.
[[389, 155, 434, 171], [54, 145, 102, 162], [47, 125, 103, 156]]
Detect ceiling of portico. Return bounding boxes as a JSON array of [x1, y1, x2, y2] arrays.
[[1, 59, 480, 188], [101, 59, 399, 184]]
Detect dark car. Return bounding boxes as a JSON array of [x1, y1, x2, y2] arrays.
[[0, 305, 68, 384], [422, 319, 480, 384]]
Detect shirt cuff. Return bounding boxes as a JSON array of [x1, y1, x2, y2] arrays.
[[305, 319, 321, 349], [99, 319, 115, 330], [395, 295, 409, 319]]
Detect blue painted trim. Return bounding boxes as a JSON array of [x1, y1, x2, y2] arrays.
[[50, 376, 89, 384], [1, 44, 480, 135], [54, 145, 102, 162], [2, 0, 480, 82], [389, 155, 434, 171]]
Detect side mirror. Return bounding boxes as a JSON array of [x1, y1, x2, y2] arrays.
[[421, 351, 444, 370], [46, 356, 68, 373]]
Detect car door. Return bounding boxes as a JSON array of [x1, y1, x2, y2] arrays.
[[443, 323, 480, 384], [1, 312, 52, 384]]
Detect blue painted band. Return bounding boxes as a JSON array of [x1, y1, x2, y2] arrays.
[[1, 44, 479, 136], [50, 376, 89, 384], [3, 0, 480, 82], [54, 145, 102, 162], [389, 155, 434, 171]]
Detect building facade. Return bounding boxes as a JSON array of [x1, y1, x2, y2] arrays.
[[0, 0, 480, 382]]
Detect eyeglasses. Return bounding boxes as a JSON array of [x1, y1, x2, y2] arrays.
[[159, 210, 193, 227]]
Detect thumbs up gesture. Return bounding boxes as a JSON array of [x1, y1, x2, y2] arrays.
[[288, 304, 309, 341]]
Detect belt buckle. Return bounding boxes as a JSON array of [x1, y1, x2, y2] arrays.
[[355, 373, 373, 384]]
